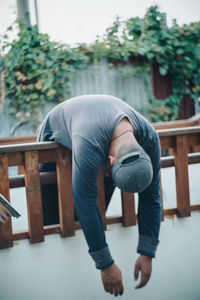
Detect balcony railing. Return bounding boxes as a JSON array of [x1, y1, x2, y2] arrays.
[[0, 122, 200, 250]]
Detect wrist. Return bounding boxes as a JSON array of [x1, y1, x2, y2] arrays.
[[101, 262, 114, 273], [140, 254, 152, 261]]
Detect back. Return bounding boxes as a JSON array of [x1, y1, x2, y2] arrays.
[[37, 94, 157, 157]]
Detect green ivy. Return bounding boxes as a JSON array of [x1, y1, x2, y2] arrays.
[[0, 21, 89, 126], [1, 6, 200, 126]]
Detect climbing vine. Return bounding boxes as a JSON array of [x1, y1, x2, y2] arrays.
[[0, 5, 200, 126], [0, 21, 89, 126]]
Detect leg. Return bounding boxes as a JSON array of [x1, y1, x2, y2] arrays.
[[40, 162, 59, 225], [40, 162, 78, 225]]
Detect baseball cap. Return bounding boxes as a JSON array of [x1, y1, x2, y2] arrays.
[[111, 149, 153, 193]]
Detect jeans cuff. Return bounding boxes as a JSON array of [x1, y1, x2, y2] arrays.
[[137, 235, 159, 258], [89, 245, 114, 269]]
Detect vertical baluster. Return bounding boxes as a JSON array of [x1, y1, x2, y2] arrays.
[[24, 151, 44, 243], [56, 147, 75, 237], [0, 154, 13, 249], [121, 192, 137, 226], [96, 167, 106, 229], [174, 135, 191, 217], [18, 165, 25, 175]]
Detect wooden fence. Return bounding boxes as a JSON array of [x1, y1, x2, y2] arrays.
[[0, 126, 200, 250]]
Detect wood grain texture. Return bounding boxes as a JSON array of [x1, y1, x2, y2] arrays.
[[0, 154, 13, 249], [7, 152, 23, 166], [24, 151, 44, 243], [121, 192, 137, 226], [56, 147, 75, 238], [153, 113, 200, 130], [96, 167, 106, 229], [159, 136, 175, 149], [0, 141, 59, 154], [174, 135, 191, 217], [0, 136, 36, 145], [39, 149, 56, 163]]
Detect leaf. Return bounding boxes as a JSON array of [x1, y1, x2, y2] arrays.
[[177, 48, 184, 55], [47, 89, 56, 97], [159, 66, 167, 76], [35, 80, 43, 90], [42, 73, 54, 91]]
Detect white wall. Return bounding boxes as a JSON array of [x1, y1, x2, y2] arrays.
[[0, 163, 199, 300], [0, 213, 200, 300]]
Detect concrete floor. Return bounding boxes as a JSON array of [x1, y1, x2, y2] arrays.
[[0, 164, 200, 300], [0, 212, 200, 300]]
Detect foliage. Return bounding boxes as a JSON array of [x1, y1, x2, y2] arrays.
[[0, 21, 88, 126], [1, 5, 200, 126], [86, 5, 200, 121]]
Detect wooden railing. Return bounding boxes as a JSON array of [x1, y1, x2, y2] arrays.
[[0, 114, 199, 146], [153, 113, 200, 130], [0, 126, 200, 250]]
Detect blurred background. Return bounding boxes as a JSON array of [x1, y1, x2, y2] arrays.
[[0, 0, 200, 138], [0, 2, 200, 300]]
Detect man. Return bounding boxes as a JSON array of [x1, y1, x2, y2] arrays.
[[0, 94, 161, 296], [37, 94, 161, 296]]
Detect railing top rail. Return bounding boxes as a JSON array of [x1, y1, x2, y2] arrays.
[[0, 136, 36, 145], [153, 113, 200, 130], [157, 126, 200, 137], [0, 141, 59, 154], [0, 126, 199, 154]]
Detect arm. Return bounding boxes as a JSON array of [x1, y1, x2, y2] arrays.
[[135, 135, 162, 288], [137, 136, 162, 257], [72, 136, 114, 267], [72, 136, 124, 296]]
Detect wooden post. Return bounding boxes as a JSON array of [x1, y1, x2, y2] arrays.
[[24, 151, 44, 243], [121, 192, 137, 226], [18, 165, 25, 175], [96, 167, 106, 229], [56, 147, 75, 238], [174, 135, 191, 217], [0, 154, 13, 249]]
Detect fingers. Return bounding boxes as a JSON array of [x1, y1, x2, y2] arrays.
[[113, 282, 124, 296], [118, 282, 124, 296], [104, 284, 113, 295], [134, 255, 152, 289], [134, 262, 139, 281], [101, 264, 124, 296], [103, 281, 124, 296], [135, 269, 151, 289]]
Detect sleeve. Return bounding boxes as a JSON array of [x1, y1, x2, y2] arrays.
[[137, 134, 162, 258], [72, 136, 114, 269]]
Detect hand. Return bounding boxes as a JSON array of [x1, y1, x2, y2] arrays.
[[134, 255, 152, 289], [101, 263, 124, 296], [0, 202, 12, 224]]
